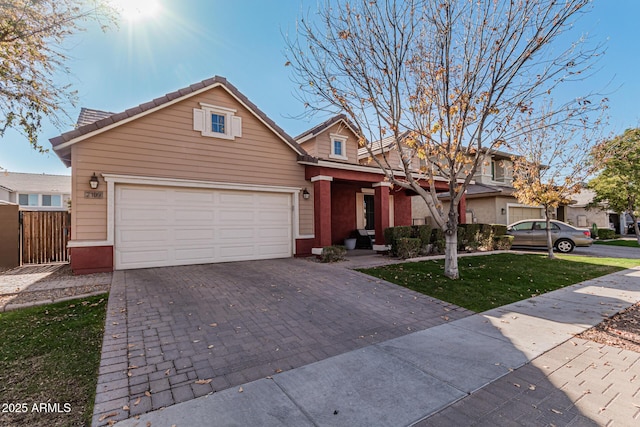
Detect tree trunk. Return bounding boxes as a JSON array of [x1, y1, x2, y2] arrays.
[[631, 213, 640, 245], [444, 232, 459, 279], [545, 207, 555, 259]]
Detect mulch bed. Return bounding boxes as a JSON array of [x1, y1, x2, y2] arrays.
[[577, 302, 640, 353]]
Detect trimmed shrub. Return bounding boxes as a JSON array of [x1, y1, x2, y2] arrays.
[[414, 224, 432, 248], [431, 228, 446, 254], [491, 224, 508, 236], [493, 235, 514, 250], [320, 245, 347, 263], [384, 226, 413, 256], [591, 223, 599, 239], [396, 237, 422, 259], [597, 229, 615, 240]]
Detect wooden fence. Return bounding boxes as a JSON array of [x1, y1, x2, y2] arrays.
[[20, 211, 70, 264]]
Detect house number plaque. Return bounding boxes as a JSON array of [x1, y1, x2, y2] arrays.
[[84, 191, 104, 199]]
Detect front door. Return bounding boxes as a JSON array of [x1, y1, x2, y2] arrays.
[[364, 195, 375, 230]]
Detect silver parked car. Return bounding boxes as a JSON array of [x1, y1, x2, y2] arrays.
[[506, 219, 593, 253]]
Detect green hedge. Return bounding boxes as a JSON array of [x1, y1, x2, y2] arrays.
[[384, 223, 509, 256], [597, 229, 615, 240]]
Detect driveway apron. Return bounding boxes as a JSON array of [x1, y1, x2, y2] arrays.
[[92, 258, 472, 425]]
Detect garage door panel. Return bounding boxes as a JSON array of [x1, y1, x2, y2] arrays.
[[257, 194, 288, 207], [119, 208, 170, 223], [118, 229, 169, 244], [118, 249, 169, 266], [258, 227, 290, 239], [174, 190, 215, 204], [218, 244, 258, 259], [260, 210, 291, 223], [174, 228, 215, 241], [258, 243, 291, 256], [174, 209, 215, 222], [218, 228, 254, 239], [174, 247, 216, 261], [119, 187, 167, 203], [219, 193, 255, 205], [115, 185, 292, 269], [509, 207, 543, 224], [219, 210, 255, 222]]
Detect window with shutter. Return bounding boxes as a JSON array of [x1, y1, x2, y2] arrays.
[[193, 103, 242, 140]]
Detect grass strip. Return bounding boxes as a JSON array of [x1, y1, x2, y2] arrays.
[[0, 294, 108, 427], [594, 239, 640, 247], [358, 253, 639, 312]]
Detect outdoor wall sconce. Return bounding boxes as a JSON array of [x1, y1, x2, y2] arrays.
[[90, 173, 100, 189], [501, 208, 506, 215], [302, 188, 310, 200]]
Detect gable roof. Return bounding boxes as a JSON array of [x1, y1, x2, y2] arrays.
[[76, 107, 115, 127], [357, 131, 411, 160], [0, 171, 71, 193], [295, 114, 360, 144], [49, 76, 307, 167]]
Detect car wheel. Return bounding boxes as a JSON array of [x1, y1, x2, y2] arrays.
[[555, 239, 575, 253]]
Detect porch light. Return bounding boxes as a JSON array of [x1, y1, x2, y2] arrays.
[[302, 188, 310, 200], [501, 208, 506, 215], [90, 173, 100, 189]]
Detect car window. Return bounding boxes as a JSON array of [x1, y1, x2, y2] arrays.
[[512, 222, 533, 231], [533, 222, 560, 231]]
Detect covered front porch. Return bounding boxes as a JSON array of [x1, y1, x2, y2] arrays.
[[304, 163, 466, 253]]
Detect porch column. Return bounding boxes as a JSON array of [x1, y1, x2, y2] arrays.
[[457, 191, 467, 224], [373, 181, 391, 247], [311, 175, 333, 250]]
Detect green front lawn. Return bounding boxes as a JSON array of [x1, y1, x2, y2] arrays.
[[0, 294, 108, 427], [595, 239, 640, 247], [358, 253, 639, 312]]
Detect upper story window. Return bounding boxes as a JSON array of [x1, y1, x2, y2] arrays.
[[211, 113, 225, 134], [329, 134, 348, 160], [193, 103, 242, 140], [18, 194, 62, 207]]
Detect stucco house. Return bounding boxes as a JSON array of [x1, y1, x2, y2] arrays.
[[50, 76, 468, 274], [0, 171, 71, 211]]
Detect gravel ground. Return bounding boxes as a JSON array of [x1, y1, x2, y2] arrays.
[[0, 264, 111, 311]]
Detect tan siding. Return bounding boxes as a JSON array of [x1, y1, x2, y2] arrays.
[[299, 140, 318, 157], [312, 123, 359, 163], [72, 86, 313, 240]]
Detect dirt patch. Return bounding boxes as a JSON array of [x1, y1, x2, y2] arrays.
[[577, 301, 640, 353]]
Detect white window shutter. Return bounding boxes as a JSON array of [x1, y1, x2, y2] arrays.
[[193, 108, 205, 132], [232, 116, 242, 138]]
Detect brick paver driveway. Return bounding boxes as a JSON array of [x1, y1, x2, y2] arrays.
[[93, 258, 472, 425]]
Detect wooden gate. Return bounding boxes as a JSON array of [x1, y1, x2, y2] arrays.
[[20, 211, 70, 264]]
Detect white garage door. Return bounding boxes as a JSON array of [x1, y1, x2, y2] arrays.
[[508, 206, 543, 224], [115, 185, 292, 269]]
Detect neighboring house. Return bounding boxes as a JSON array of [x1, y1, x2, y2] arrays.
[[414, 150, 613, 229], [0, 171, 71, 211], [49, 76, 468, 274], [561, 189, 614, 231]]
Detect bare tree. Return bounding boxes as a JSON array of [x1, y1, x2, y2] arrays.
[[511, 102, 607, 259], [286, 0, 603, 279], [0, 0, 116, 152]]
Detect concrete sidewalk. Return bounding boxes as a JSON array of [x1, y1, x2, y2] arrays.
[[112, 267, 640, 427]]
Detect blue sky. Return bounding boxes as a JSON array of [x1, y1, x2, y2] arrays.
[[1, 0, 639, 175]]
